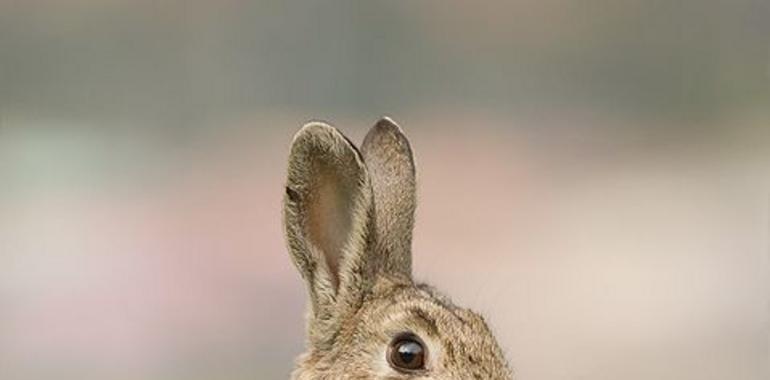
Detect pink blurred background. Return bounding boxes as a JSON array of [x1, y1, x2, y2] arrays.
[[1, 1, 768, 379]]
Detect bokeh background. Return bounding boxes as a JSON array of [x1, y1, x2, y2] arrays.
[[1, 1, 769, 379]]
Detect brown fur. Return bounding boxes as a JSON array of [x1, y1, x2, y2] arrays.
[[283, 118, 512, 379]]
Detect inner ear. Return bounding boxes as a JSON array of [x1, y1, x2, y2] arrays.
[[307, 164, 356, 285]]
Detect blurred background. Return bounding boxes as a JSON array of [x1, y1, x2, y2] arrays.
[[1, 1, 769, 379]]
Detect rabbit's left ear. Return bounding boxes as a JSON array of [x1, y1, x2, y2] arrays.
[[361, 117, 416, 281], [283, 122, 378, 350]]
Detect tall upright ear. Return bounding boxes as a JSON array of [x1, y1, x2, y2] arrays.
[[360, 117, 416, 281], [283, 121, 375, 349]]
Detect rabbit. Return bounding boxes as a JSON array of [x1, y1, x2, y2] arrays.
[[282, 117, 512, 379]]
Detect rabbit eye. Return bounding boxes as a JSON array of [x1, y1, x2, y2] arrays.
[[387, 333, 426, 372]]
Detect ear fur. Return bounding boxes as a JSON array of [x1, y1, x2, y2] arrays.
[[283, 121, 377, 350], [361, 117, 417, 280]]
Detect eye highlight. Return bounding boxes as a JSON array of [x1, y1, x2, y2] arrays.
[[387, 333, 427, 372]]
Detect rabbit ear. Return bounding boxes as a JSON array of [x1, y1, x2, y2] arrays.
[[360, 117, 416, 280], [283, 121, 377, 349]]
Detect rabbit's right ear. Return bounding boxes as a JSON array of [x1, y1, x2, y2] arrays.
[[283, 122, 375, 349], [361, 117, 416, 280]]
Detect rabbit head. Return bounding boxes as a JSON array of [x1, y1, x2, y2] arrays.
[[283, 118, 512, 380]]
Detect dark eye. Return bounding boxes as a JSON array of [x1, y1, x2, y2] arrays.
[[387, 333, 427, 372]]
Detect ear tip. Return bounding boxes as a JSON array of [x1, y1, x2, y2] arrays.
[[364, 117, 411, 149], [373, 116, 406, 135], [289, 120, 367, 176], [293, 120, 362, 151], [293, 120, 336, 141]]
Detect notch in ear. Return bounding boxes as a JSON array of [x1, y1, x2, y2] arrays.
[[361, 117, 416, 280], [283, 121, 375, 348]]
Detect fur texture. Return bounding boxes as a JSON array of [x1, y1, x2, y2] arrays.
[[283, 118, 512, 379]]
